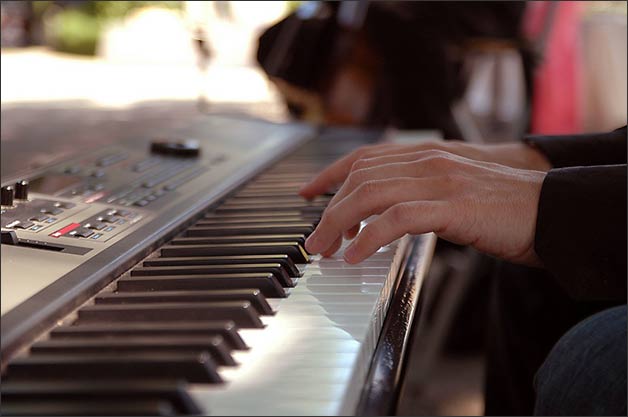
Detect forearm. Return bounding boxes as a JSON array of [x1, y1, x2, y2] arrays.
[[524, 126, 627, 168], [535, 164, 627, 300]]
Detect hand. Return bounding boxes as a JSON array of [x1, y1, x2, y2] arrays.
[[299, 140, 551, 199], [303, 150, 547, 266]]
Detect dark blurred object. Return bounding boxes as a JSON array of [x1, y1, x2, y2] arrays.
[[257, 1, 533, 138], [1, 1, 35, 47]]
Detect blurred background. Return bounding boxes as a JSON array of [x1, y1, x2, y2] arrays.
[[1, 1, 627, 415]]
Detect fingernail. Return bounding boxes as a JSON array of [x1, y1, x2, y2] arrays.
[[305, 233, 319, 253], [344, 244, 357, 263]]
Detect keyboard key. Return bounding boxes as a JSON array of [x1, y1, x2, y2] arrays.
[[77, 301, 265, 328], [5, 353, 222, 383], [0, 380, 201, 415], [131, 263, 293, 288], [160, 243, 309, 264], [30, 335, 236, 366], [95, 289, 274, 315], [49, 321, 247, 350], [185, 224, 314, 236], [143, 254, 301, 277], [171, 234, 307, 247]]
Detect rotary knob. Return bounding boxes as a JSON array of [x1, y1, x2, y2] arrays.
[[14, 180, 29, 201], [1, 185, 14, 207], [150, 139, 201, 157]]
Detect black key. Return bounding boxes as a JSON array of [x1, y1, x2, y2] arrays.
[[118, 273, 286, 299], [195, 218, 317, 226], [160, 242, 309, 264], [171, 234, 306, 247], [185, 224, 314, 236], [131, 263, 293, 288], [216, 203, 326, 213], [5, 352, 222, 383], [0, 380, 201, 415], [77, 301, 264, 328], [30, 335, 236, 366], [0, 400, 176, 416], [95, 289, 274, 315], [49, 321, 247, 350], [225, 196, 330, 205], [143, 255, 301, 277], [204, 210, 319, 219]]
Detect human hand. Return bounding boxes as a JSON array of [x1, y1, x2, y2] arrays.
[[303, 150, 547, 266], [299, 140, 551, 199]]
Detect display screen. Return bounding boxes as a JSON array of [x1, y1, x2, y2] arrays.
[[28, 174, 83, 194]]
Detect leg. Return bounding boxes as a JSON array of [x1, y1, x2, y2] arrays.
[[484, 261, 617, 415], [534, 305, 627, 416]]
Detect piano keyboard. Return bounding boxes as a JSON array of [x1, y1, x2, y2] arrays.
[[0, 117, 435, 416]]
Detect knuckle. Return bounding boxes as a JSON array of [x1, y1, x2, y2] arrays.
[[346, 169, 365, 187], [350, 158, 369, 172], [356, 180, 379, 198], [388, 203, 413, 225]]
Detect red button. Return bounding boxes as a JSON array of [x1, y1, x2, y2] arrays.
[[49, 222, 81, 238]]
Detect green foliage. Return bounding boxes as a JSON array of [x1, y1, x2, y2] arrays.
[[48, 8, 101, 55], [43, 1, 183, 56]]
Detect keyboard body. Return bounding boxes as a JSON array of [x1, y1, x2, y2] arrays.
[[0, 114, 436, 415]]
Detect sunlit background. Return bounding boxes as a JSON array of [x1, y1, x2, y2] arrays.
[[0, 2, 626, 414], [1, 1, 626, 132], [1, 1, 297, 119]]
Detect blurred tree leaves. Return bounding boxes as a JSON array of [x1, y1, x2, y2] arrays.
[[39, 1, 182, 55]]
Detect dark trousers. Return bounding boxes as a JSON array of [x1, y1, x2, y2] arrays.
[[484, 261, 626, 415]]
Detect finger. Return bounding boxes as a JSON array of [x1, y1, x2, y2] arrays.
[[326, 160, 435, 210], [305, 177, 444, 254], [344, 224, 360, 240], [298, 143, 412, 199], [343, 201, 451, 264], [321, 236, 343, 258]]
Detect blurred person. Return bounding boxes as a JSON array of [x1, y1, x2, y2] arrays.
[[257, 1, 534, 138], [299, 126, 627, 415]]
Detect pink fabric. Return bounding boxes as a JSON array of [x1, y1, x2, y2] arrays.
[[524, 1, 584, 134]]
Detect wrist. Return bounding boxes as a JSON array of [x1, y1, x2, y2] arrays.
[[523, 142, 552, 172]]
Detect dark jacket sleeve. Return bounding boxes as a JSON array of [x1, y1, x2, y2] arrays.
[[524, 126, 627, 168], [534, 164, 627, 301]]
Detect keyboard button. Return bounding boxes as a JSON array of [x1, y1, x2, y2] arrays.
[[13, 221, 35, 230], [29, 214, 49, 222], [97, 215, 120, 223], [86, 222, 107, 230], [71, 228, 93, 238], [41, 207, 63, 215]]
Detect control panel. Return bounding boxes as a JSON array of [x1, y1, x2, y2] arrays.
[[1, 114, 314, 318]]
